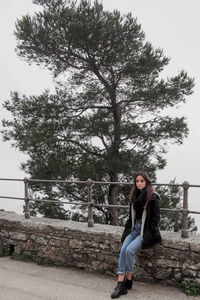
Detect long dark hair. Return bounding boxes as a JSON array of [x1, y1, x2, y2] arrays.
[[129, 171, 154, 209]]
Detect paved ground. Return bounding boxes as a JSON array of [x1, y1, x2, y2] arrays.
[[0, 257, 196, 300]]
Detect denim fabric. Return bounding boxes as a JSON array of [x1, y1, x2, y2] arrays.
[[118, 221, 142, 275]]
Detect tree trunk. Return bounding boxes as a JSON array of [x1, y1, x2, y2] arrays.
[[108, 173, 119, 225]]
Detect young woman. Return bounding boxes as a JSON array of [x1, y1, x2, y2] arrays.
[[111, 172, 161, 299]]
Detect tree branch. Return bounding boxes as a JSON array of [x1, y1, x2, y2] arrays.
[[97, 134, 109, 150], [56, 136, 104, 157]]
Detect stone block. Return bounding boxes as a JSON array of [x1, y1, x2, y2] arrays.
[[134, 267, 152, 281], [35, 236, 48, 246], [69, 239, 83, 248], [182, 268, 197, 277], [155, 258, 180, 268], [154, 268, 172, 280], [7, 239, 18, 246], [49, 239, 63, 247], [183, 261, 200, 271], [99, 243, 109, 250], [25, 240, 33, 250], [174, 272, 181, 280], [147, 262, 153, 267], [195, 278, 200, 286], [10, 232, 27, 241], [189, 264, 200, 271], [0, 230, 10, 238], [162, 239, 190, 251], [104, 255, 117, 265], [97, 252, 105, 262], [190, 243, 200, 252]]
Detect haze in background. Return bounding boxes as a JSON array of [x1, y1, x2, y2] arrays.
[[0, 0, 199, 229]]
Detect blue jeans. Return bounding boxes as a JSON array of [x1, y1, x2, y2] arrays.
[[118, 221, 142, 275]]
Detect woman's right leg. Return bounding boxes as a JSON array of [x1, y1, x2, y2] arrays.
[[123, 222, 142, 291], [118, 234, 134, 276], [125, 234, 142, 275], [111, 234, 134, 298]]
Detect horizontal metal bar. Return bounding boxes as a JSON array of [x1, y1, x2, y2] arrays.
[[32, 199, 87, 206], [72, 181, 183, 187], [29, 179, 88, 184], [160, 208, 182, 212], [189, 210, 200, 214], [90, 181, 133, 185], [0, 196, 25, 200], [94, 204, 130, 208], [152, 183, 183, 187], [29, 179, 132, 185], [94, 205, 183, 212], [0, 178, 24, 182], [188, 184, 200, 188]]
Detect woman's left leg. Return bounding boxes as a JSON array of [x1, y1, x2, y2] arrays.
[[117, 233, 135, 276], [125, 234, 142, 275], [111, 223, 142, 298], [123, 232, 142, 290]]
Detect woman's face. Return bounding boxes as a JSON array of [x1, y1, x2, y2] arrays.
[[135, 175, 146, 190]]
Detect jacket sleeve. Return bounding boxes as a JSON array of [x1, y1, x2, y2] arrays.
[[142, 194, 161, 249], [124, 204, 132, 229], [121, 203, 132, 243], [148, 194, 160, 231]]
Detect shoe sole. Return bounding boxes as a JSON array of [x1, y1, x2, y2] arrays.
[[111, 290, 127, 299], [121, 290, 127, 295]]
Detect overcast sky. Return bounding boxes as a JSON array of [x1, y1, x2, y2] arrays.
[[0, 0, 199, 228]]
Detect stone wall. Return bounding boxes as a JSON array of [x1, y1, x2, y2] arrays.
[[0, 211, 200, 287]]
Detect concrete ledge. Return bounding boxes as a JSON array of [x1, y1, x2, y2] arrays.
[[0, 211, 200, 287]]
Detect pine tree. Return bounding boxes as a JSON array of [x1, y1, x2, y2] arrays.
[[2, 0, 194, 225]]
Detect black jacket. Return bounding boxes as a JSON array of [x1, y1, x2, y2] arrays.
[[121, 192, 162, 249]]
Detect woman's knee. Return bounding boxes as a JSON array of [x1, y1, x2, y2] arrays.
[[125, 244, 137, 256], [125, 246, 132, 257], [120, 244, 128, 256]]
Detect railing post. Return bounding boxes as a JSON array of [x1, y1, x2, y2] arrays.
[[181, 181, 189, 238], [24, 177, 30, 219], [87, 178, 94, 227]]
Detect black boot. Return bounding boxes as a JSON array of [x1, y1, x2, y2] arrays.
[[111, 281, 127, 299], [124, 278, 133, 290]]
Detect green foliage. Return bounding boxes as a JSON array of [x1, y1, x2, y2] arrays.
[[12, 252, 32, 262], [181, 280, 200, 297], [11, 251, 50, 266], [0, 245, 12, 257], [33, 256, 50, 265], [0, 246, 6, 257], [1, 0, 195, 225], [156, 180, 196, 232], [34, 257, 43, 265]]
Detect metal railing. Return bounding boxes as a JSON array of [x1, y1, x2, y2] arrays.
[[0, 177, 200, 238]]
